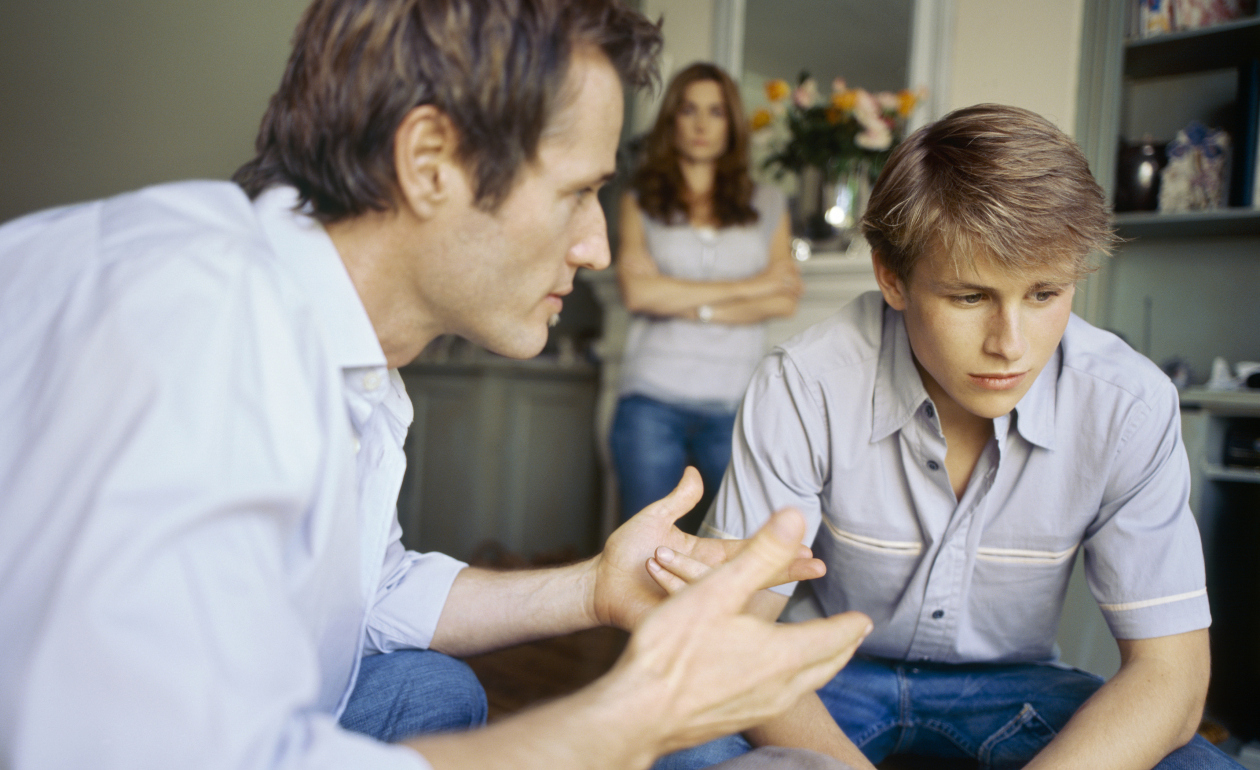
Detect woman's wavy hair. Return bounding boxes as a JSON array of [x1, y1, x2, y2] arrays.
[[862, 103, 1115, 283], [233, 0, 661, 222], [633, 62, 757, 227]]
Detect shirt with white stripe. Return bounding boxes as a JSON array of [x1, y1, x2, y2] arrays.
[[706, 291, 1210, 664]]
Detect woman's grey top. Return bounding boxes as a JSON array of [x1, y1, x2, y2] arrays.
[[619, 183, 787, 411]]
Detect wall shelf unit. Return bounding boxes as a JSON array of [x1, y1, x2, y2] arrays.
[[1113, 208, 1260, 238], [1078, 1, 1260, 743], [1124, 16, 1260, 78]]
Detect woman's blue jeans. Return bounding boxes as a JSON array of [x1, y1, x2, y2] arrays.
[[655, 655, 1244, 769], [339, 649, 487, 743], [610, 394, 737, 532]]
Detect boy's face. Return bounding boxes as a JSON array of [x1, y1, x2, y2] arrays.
[[874, 246, 1076, 423]]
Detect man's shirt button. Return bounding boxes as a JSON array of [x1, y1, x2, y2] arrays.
[[927, 460, 940, 471], [932, 609, 945, 620]]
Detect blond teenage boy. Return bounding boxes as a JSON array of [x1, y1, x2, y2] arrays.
[[653, 105, 1240, 770]]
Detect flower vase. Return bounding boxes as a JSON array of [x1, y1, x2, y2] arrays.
[[792, 162, 871, 252]]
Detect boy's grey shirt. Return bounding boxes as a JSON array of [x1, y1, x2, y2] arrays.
[[705, 291, 1210, 664]]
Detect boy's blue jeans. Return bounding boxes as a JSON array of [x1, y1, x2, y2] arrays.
[[655, 655, 1243, 770], [340, 649, 487, 743]]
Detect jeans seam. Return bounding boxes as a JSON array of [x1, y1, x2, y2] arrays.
[[849, 721, 901, 752], [977, 703, 1056, 768], [892, 664, 912, 754], [919, 719, 980, 757]]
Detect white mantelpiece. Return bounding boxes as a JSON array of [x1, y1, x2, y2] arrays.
[[582, 243, 880, 536]]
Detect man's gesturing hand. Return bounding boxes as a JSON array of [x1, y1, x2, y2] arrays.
[[589, 467, 825, 631], [594, 508, 872, 761]]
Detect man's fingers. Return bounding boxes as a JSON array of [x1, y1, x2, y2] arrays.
[[637, 466, 704, 524], [645, 557, 688, 594], [693, 509, 807, 616], [783, 556, 826, 584], [654, 547, 711, 584], [778, 611, 873, 687]]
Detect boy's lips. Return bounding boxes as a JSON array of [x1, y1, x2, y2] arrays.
[[970, 371, 1027, 390]]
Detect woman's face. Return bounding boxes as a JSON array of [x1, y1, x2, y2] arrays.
[[673, 79, 729, 164]]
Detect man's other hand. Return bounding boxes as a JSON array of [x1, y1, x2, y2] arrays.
[[595, 508, 871, 758]]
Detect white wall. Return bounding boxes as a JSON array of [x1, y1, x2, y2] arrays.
[[946, 0, 1086, 134], [0, 0, 310, 223], [633, 0, 716, 134]]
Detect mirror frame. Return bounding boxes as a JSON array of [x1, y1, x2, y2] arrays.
[[711, 0, 956, 132]]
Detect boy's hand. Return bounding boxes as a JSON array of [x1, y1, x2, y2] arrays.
[[589, 467, 825, 631]]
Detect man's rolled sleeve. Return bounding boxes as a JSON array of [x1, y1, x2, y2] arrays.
[[1084, 381, 1211, 640], [365, 530, 468, 654]]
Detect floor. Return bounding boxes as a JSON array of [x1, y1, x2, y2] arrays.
[[463, 626, 627, 721]]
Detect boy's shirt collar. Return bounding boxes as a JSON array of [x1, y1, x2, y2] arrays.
[[871, 301, 1060, 451]]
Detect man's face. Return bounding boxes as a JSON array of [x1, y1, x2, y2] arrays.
[[423, 47, 622, 358], [876, 247, 1076, 423]]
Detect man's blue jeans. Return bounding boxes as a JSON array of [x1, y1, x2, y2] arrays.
[[655, 656, 1244, 770], [610, 394, 737, 531], [340, 649, 487, 743]]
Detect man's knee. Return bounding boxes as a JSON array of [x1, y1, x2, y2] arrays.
[[408, 651, 487, 732], [341, 649, 487, 742]]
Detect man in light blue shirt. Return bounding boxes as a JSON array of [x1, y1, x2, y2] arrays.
[[653, 105, 1241, 770], [0, 2, 874, 769]]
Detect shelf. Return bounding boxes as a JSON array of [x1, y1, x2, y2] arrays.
[[1125, 16, 1260, 78], [1113, 208, 1260, 238], [1180, 388, 1260, 414], [1203, 462, 1260, 484]]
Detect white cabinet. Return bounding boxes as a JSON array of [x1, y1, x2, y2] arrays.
[[397, 359, 601, 563]]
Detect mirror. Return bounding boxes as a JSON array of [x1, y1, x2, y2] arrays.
[[740, 0, 913, 107]]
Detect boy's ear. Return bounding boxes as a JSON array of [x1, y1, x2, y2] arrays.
[[393, 105, 464, 220], [871, 250, 909, 311]]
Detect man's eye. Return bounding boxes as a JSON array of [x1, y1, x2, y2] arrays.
[[957, 293, 983, 305], [1032, 290, 1060, 302]]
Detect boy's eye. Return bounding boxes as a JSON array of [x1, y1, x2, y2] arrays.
[[957, 293, 984, 305], [1032, 290, 1060, 302]]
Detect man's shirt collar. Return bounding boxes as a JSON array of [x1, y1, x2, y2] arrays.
[[253, 186, 386, 373]]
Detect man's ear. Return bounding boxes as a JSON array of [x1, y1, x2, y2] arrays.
[[871, 250, 909, 311], [393, 105, 463, 220]]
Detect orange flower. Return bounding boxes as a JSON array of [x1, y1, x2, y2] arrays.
[[750, 108, 773, 130], [831, 90, 858, 112], [897, 89, 919, 118], [825, 106, 844, 125], [765, 78, 790, 103]]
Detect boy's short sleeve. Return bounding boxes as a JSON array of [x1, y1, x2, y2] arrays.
[[704, 349, 830, 595], [1083, 381, 1211, 639]]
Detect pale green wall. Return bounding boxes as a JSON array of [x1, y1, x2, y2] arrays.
[[0, 0, 310, 223]]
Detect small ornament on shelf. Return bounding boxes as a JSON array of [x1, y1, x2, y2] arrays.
[[1158, 121, 1232, 212], [1171, 0, 1254, 31], [1134, 0, 1254, 38]]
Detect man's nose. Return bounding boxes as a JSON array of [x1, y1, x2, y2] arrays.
[[568, 199, 611, 271]]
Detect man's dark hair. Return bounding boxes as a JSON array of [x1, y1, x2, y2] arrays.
[[233, 0, 661, 222]]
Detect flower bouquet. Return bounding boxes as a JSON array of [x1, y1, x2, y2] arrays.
[[751, 74, 923, 246]]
